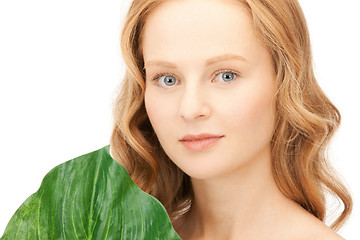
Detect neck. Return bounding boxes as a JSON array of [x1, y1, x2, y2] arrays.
[[175, 145, 295, 239]]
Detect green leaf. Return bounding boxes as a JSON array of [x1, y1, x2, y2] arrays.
[[1, 146, 181, 240]]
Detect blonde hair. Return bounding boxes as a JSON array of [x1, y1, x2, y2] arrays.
[[110, 0, 352, 230]]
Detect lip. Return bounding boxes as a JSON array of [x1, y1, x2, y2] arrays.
[[180, 134, 224, 141], [179, 134, 224, 151]]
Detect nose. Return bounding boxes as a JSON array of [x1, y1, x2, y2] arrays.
[[178, 84, 210, 121]]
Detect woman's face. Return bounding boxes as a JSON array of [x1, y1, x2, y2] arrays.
[[143, 0, 277, 180]]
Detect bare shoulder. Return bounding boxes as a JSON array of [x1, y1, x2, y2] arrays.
[[299, 220, 344, 240], [283, 203, 344, 240]]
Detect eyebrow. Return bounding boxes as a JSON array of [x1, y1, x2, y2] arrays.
[[144, 53, 247, 69]]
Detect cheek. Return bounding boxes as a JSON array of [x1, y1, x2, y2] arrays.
[[145, 91, 160, 130], [221, 83, 276, 143], [144, 90, 174, 139], [248, 90, 274, 122]]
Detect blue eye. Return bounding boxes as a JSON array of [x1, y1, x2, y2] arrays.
[[162, 75, 177, 86], [151, 70, 239, 88], [221, 72, 235, 82], [152, 73, 178, 87], [213, 70, 238, 83]]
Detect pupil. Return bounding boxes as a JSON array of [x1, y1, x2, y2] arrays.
[[223, 72, 234, 82]]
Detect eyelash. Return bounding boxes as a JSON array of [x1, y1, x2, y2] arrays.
[[151, 69, 240, 87]]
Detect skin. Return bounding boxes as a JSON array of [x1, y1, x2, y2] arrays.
[[142, 0, 344, 239]]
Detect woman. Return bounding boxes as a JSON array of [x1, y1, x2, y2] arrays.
[[1, 0, 352, 239], [110, 0, 352, 239]]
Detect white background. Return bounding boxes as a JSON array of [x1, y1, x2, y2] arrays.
[[0, 0, 359, 238]]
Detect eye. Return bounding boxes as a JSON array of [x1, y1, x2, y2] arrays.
[[152, 73, 179, 87], [151, 69, 239, 88], [212, 70, 239, 83]]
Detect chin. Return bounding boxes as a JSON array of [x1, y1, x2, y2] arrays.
[[178, 161, 240, 180]]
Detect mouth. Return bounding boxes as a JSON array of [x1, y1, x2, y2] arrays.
[[179, 134, 224, 151], [180, 134, 224, 141]]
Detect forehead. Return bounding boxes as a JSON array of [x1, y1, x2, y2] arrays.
[[142, 0, 265, 64]]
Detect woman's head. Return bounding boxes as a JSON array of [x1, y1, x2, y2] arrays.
[[111, 0, 352, 229], [143, 0, 277, 180]]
